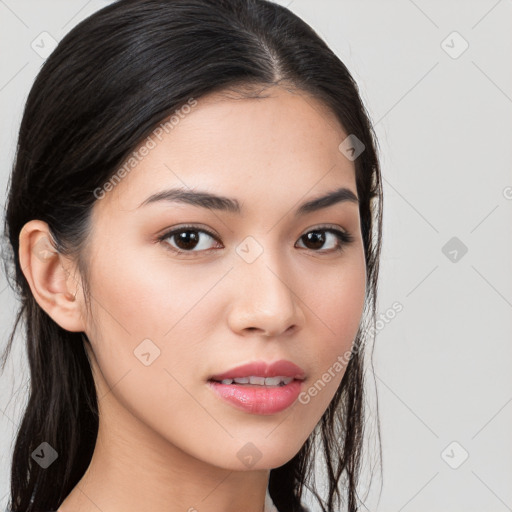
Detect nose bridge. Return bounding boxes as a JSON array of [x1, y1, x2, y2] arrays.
[[229, 235, 303, 335]]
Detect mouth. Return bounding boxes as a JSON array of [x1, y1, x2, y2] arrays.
[[207, 360, 306, 415], [208, 359, 306, 383], [208, 375, 297, 387], [207, 378, 304, 415]]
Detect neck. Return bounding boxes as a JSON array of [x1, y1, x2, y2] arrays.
[[58, 357, 270, 512]]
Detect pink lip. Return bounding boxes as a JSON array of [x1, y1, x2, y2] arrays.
[[207, 360, 306, 415], [208, 379, 303, 415], [209, 360, 306, 381]]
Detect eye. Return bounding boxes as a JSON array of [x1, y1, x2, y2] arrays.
[[158, 225, 222, 255], [157, 224, 354, 257], [295, 226, 354, 254]]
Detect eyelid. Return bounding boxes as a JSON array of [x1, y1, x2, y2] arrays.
[[308, 223, 352, 237], [157, 223, 220, 241]]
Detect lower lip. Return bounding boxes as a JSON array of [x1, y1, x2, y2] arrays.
[[207, 379, 303, 415]]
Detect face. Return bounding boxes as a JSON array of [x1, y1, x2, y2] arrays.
[[79, 85, 366, 471]]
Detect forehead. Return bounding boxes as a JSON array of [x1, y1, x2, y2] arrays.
[[94, 86, 356, 216]]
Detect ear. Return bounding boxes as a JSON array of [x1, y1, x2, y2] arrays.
[[18, 220, 86, 332]]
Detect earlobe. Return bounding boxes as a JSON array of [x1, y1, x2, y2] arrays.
[[18, 220, 86, 333]]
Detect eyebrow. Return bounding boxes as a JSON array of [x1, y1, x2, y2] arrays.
[[137, 186, 359, 215]]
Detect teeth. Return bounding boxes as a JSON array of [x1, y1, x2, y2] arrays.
[[218, 376, 294, 386], [263, 377, 282, 386], [249, 376, 265, 385]]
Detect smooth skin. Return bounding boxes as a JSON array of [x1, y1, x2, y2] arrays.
[[19, 85, 367, 512]]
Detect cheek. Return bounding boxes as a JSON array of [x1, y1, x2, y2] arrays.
[[83, 246, 227, 419], [304, 251, 366, 353], [86, 243, 227, 341], [82, 252, 223, 461], [296, 255, 366, 413]]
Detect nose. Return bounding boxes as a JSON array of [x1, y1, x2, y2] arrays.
[[226, 252, 305, 337]]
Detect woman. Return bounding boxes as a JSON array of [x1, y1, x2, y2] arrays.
[[1, 0, 383, 510]]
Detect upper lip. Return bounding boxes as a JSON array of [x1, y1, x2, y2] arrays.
[[209, 360, 306, 381]]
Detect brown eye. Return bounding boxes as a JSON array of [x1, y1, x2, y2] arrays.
[[301, 231, 326, 250], [157, 224, 354, 257], [296, 228, 354, 253], [172, 230, 201, 251], [159, 226, 221, 254]]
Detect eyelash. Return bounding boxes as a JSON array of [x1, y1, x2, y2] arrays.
[[157, 224, 355, 257]]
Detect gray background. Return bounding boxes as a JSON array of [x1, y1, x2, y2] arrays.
[[1, 1, 511, 511]]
